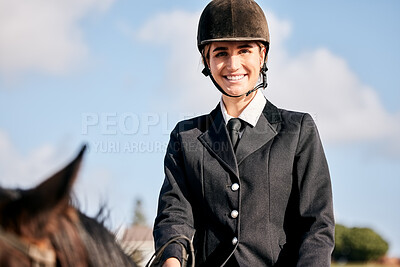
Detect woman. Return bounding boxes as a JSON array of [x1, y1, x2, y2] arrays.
[[153, 0, 335, 266]]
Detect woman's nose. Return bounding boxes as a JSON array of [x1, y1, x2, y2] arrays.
[[227, 55, 240, 70]]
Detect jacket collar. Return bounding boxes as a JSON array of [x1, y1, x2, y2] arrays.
[[198, 99, 282, 177], [235, 100, 281, 165], [262, 98, 282, 125]]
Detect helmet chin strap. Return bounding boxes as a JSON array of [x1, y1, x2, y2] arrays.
[[202, 54, 268, 98]]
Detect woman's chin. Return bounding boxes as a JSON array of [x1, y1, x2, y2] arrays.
[[224, 87, 251, 97]]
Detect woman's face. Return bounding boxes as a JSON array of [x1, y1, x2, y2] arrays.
[[207, 41, 265, 97]]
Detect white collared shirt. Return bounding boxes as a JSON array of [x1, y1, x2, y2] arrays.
[[220, 90, 266, 137]]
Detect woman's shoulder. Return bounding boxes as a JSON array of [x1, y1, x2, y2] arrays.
[[171, 112, 216, 137], [279, 108, 310, 119], [276, 108, 321, 140], [264, 99, 311, 124], [172, 105, 220, 134]]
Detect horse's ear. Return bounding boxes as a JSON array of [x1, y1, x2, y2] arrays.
[[23, 145, 87, 214]]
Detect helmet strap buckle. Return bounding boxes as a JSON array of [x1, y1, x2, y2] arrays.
[[202, 67, 210, 77]]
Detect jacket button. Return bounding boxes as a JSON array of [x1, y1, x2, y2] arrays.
[[231, 210, 239, 219], [231, 183, 239, 191], [232, 237, 238, 245]]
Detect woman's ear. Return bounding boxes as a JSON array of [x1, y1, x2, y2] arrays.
[[260, 46, 267, 68]]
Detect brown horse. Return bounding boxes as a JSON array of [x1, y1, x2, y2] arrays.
[[0, 145, 137, 267]]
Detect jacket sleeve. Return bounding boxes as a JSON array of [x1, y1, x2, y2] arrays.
[[294, 113, 335, 267], [153, 125, 195, 264]]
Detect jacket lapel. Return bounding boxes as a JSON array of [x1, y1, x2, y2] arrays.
[[198, 106, 239, 177], [236, 100, 282, 165]]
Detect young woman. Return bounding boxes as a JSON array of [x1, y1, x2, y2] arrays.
[[153, 1, 335, 266]]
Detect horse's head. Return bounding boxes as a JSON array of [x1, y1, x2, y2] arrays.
[[0, 146, 87, 266], [0, 145, 136, 267]]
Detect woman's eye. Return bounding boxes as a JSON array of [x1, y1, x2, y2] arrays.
[[215, 52, 228, 57], [239, 49, 250, 54]]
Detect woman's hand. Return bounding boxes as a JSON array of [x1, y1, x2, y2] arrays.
[[162, 257, 181, 267]]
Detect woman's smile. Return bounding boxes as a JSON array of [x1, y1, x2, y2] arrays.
[[225, 74, 246, 81]]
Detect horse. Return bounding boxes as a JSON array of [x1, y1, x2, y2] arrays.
[[0, 145, 137, 267]]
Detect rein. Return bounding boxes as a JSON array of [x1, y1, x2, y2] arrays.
[[146, 235, 195, 267], [0, 226, 56, 267]]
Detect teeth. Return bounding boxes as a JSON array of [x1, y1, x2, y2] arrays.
[[226, 75, 244, 81]]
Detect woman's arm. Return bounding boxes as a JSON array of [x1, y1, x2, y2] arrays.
[[294, 114, 335, 267], [153, 124, 195, 264]]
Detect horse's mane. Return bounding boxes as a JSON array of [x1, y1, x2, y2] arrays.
[[78, 211, 135, 266]]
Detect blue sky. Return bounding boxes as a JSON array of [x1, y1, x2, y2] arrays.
[[1, 0, 399, 257]]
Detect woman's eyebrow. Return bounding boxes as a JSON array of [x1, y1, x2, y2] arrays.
[[237, 44, 253, 49], [212, 46, 227, 52]]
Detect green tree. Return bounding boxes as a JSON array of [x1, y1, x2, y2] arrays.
[[131, 198, 147, 226], [333, 224, 389, 262]]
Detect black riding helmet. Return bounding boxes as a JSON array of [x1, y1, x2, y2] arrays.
[[197, 0, 270, 98]]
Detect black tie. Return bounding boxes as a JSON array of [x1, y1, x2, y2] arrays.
[[227, 118, 242, 151]]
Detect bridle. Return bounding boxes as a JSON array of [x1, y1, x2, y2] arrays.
[[0, 226, 56, 267]]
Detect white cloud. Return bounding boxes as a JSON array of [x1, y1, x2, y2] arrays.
[[0, 130, 63, 187], [0, 129, 132, 227], [136, 10, 220, 113], [266, 48, 400, 144], [0, 129, 104, 207], [0, 0, 114, 78], [136, 9, 400, 146]]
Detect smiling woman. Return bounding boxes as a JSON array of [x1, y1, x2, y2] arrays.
[[206, 41, 266, 117], [1, 0, 399, 263], [152, 0, 335, 267]]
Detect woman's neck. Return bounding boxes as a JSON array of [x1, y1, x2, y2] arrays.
[[222, 91, 257, 117]]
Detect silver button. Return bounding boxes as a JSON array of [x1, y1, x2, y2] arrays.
[[231, 183, 239, 191], [231, 210, 239, 219], [232, 237, 238, 245]]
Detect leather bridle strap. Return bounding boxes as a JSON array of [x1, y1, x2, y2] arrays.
[[146, 235, 195, 267], [0, 226, 56, 267]]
